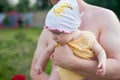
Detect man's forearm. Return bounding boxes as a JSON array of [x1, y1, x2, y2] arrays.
[[69, 57, 120, 80], [52, 45, 120, 79]]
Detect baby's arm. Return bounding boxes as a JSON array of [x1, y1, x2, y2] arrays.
[[91, 40, 107, 75], [34, 42, 56, 74]]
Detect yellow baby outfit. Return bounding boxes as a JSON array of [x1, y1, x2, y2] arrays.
[[57, 31, 96, 80]]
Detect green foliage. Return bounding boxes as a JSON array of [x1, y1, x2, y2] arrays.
[[0, 0, 11, 12], [16, 0, 30, 12], [2, 16, 10, 26], [0, 28, 51, 80], [0, 0, 120, 18], [0, 0, 35, 13], [36, 0, 51, 10]]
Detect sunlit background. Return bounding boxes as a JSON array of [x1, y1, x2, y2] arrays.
[[0, 0, 120, 80]]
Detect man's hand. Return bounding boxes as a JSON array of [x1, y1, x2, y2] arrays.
[[51, 45, 74, 69]]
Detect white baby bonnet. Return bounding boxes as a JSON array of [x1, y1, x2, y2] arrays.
[[45, 0, 83, 33]]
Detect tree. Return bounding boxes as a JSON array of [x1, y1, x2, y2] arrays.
[[35, 0, 51, 10], [16, 0, 29, 12], [0, 0, 10, 13]]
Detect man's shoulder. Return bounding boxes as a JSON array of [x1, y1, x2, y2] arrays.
[[92, 6, 116, 19], [90, 6, 117, 28]]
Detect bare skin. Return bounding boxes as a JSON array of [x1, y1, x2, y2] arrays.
[[30, 0, 120, 80]]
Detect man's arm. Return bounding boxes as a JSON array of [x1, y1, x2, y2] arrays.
[[30, 29, 53, 80], [97, 10, 120, 79], [52, 11, 120, 80]]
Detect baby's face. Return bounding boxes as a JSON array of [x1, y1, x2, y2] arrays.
[[50, 30, 73, 45]]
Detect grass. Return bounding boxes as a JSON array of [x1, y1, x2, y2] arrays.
[[0, 28, 41, 41], [0, 27, 51, 80]]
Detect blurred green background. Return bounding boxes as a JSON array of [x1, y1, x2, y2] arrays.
[[0, 0, 120, 80], [0, 0, 120, 18], [0, 28, 41, 80]]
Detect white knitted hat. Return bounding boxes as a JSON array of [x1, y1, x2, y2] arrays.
[[45, 0, 83, 33]]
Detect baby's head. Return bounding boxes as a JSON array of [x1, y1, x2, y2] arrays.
[[45, 0, 83, 33], [45, 0, 83, 44]]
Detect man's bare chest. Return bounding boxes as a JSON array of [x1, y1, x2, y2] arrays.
[[79, 21, 99, 39]]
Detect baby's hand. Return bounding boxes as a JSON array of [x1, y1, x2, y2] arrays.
[[34, 64, 42, 74], [96, 62, 106, 75]]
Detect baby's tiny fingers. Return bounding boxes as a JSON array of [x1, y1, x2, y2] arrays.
[[96, 69, 103, 75], [35, 69, 41, 74]]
